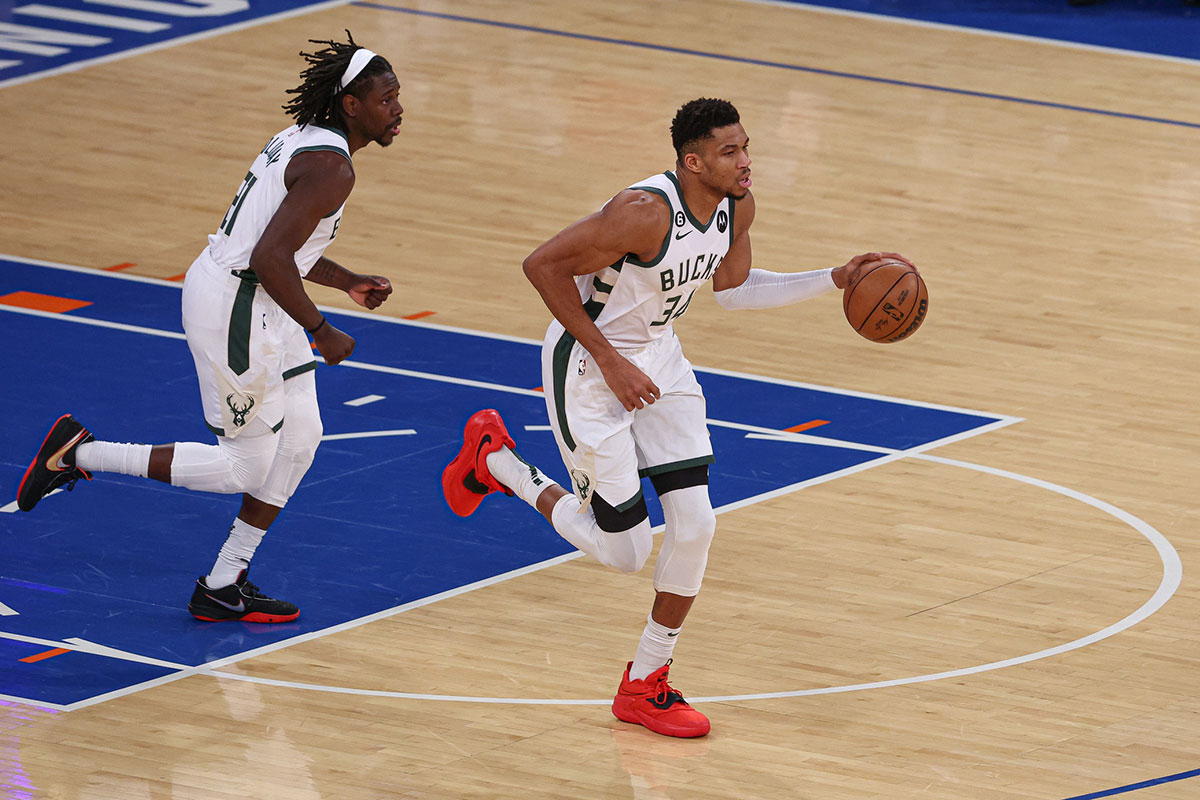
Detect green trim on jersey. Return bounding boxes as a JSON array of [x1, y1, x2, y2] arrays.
[[205, 417, 285, 437], [727, 194, 737, 249], [291, 144, 351, 162], [624, 186, 672, 268], [282, 361, 318, 380], [638, 455, 715, 478], [592, 275, 614, 293], [663, 170, 720, 232], [313, 124, 350, 143]]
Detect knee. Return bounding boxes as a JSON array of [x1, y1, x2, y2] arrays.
[[673, 505, 716, 549], [226, 446, 276, 493], [591, 491, 653, 574], [278, 418, 322, 464], [605, 519, 653, 574]]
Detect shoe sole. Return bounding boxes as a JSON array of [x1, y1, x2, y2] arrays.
[[611, 698, 711, 738], [189, 608, 301, 623], [16, 413, 89, 512], [442, 409, 515, 517]]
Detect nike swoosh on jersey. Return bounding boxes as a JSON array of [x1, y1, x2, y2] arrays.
[[205, 594, 246, 612], [674, 231, 692, 240], [47, 431, 88, 472]]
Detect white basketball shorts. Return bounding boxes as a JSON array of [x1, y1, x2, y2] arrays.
[[541, 320, 713, 512], [181, 250, 317, 438]]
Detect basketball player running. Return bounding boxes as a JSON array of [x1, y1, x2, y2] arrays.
[[16, 33, 401, 623], [443, 98, 915, 737]]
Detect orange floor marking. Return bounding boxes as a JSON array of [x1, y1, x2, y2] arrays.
[[104, 262, 136, 271], [532, 386, 544, 392], [20, 648, 70, 663], [0, 290, 92, 314], [403, 310, 435, 320], [785, 419, 829, 433], [166, 273, 187, 281]]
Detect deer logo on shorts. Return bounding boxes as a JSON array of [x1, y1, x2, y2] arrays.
[[571, 468, 592, 503], [225, 393, 255, 428]]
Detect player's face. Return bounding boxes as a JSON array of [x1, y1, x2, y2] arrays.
[[359, 72, 404, 148], [700, 123, 752, 198]]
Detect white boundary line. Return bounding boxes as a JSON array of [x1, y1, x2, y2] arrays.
[[23, 449, 1170, 709], [735, 0, 1200, 67], [200, 454, 1182, 705], [0, 0, 357, 91]]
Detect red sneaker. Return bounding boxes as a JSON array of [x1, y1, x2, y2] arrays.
[[612, 661, 710, 738], [442, 409, 516, 517]]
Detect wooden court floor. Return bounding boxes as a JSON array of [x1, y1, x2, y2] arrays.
[[2, 0, 1200, 797]]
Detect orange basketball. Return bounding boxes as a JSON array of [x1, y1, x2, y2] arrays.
[[842, 260, 928, 343]]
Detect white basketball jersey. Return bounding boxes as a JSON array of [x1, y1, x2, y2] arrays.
[[204, 123, 349, 277], [580, 171, 735, 348]]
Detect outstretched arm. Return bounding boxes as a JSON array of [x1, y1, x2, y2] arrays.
[[712, 192, 915, 309], [523, 190, 670, 411]]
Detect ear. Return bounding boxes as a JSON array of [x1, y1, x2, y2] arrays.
[[681, 151, 703, 175], [341, 92, 360, 120]]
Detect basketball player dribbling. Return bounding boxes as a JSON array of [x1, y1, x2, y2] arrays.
[[17, 33, 400, 623], [444, 98, 917, 736]]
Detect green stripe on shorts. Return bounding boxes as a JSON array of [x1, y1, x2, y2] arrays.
[[552, 329, 577, 452], [638, 455, 715, 478]]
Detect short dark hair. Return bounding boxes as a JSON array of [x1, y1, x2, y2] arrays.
[[670, 98, 740, 159], [282, 30, 393, 128]]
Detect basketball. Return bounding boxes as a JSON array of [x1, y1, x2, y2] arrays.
[[842, 260, 928, 343]]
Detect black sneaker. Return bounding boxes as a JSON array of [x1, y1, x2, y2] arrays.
[[188, 569, 300, 623], [17, 414, 94, 512]]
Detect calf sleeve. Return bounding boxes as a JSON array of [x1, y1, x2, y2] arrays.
[[653, 484, 717, 596], [250, 372, 322, 508]]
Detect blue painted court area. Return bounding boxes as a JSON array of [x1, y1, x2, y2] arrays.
[[0, 0, 346, 87], [0, 256, 1008, 709], [775, 0, 1200, 61]]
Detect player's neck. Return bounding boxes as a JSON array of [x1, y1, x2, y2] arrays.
[[673, 168, 724, 223]]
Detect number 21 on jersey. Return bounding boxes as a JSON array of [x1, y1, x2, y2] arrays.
[[219, 170, 257, 236]]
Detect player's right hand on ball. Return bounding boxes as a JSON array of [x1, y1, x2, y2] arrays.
[[313, 323, 356, 365], [833, 251, 916, 289], [599, 354, 661, 411]]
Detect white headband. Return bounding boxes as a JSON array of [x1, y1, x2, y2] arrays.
[[338, 48, 378, 91]]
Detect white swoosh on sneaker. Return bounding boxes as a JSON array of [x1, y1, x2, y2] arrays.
[[47, 431, 88, 472], [205, 594, 245, 612]]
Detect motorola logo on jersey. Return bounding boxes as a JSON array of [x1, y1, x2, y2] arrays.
[[717, 209, 728, 233]]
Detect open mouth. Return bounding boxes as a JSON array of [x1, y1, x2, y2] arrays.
[[737, 173, 752, 189]]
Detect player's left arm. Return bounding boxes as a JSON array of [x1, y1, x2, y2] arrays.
[[304, 257, 393, 310], [711, 191, 915, 308]]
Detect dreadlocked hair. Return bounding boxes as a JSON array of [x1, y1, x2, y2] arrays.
[[670, 98, 740, 159], [282, 30, 393, 128]]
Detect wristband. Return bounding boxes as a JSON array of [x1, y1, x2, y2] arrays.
[[306, 316, 327, 335]]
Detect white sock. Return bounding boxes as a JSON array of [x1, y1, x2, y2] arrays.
[[484, 446, 557, 508], [205, 518, 267, 588], [74, 441, 151, 477], [629, 614, 681, 681]]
